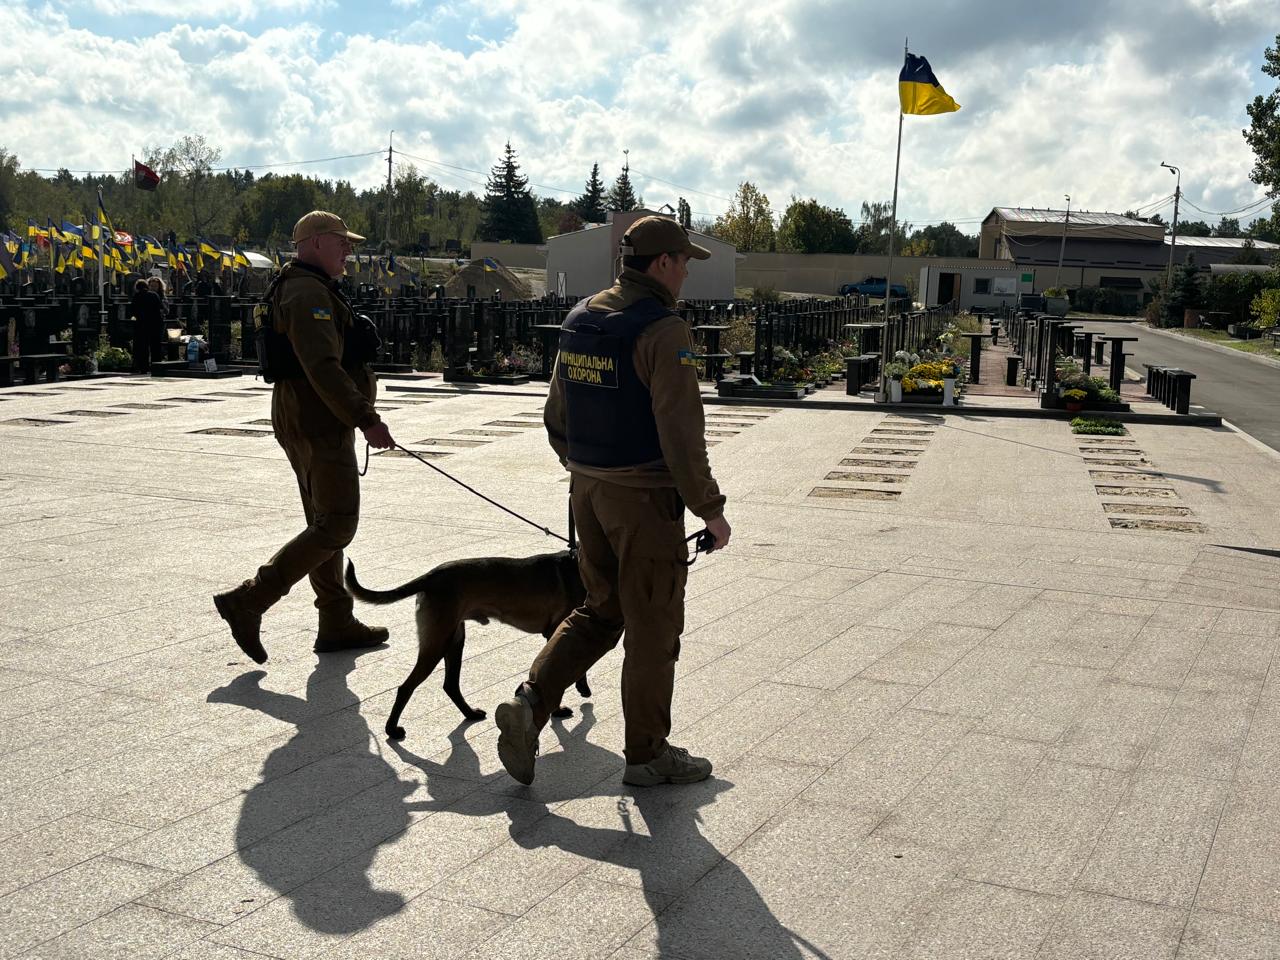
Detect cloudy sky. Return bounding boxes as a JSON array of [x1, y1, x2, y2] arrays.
[[4, 0, 1276, 229]]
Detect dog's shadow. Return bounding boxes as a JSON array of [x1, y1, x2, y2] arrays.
[[395, 707, 817, 959], [208, 653, 448, 935]]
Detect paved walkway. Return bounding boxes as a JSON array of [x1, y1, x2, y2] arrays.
[[1, 373, 1279, 958]]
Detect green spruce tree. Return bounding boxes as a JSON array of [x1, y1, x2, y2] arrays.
[[479, 142, 543, 244], [575, 163, 606, 223], [677, 197, 691, 229], [606, 159, 641, 212]]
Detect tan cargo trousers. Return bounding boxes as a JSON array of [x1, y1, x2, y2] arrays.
[[526, 475, 689, 764], [252, 428, 361, 623]]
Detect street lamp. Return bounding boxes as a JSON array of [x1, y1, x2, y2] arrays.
[[1160, 162, 1181, 290], [1055, 194, 1071, 287]]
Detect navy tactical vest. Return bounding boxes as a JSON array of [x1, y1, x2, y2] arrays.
[[558, 296, 671, 468]]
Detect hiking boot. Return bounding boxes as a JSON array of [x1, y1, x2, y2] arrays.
[[623, 744, 712, 786], [214, 581, 268, 664], [495, 694, 539, 785], [314, 617, 389, 653]]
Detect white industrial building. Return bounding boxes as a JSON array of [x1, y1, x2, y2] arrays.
[[918, 262, 1034, 310], [543, 210, 739, 301]]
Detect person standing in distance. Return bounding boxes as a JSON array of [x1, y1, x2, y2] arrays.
[[214, 211, 395, 663], [495, 215, 731, 787]]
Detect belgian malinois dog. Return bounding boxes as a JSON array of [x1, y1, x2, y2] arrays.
[[345, 551, 591, 740]]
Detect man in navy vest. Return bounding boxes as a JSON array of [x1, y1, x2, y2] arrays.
[[495, 215, 731, 787]]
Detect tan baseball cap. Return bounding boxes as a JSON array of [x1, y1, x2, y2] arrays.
[[292, 210, 366, 245], [621, 215, 710, 260]]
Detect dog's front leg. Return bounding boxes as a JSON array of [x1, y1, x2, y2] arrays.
[[442, 625, 487, 722]]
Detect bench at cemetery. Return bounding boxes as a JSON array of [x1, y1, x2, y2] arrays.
[[1143, 363, 1197, 415], [2, 354, 66, 387]]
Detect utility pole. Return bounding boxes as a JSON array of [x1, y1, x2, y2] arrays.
[[384, 130, 394, 250], [1161, 162, 1181, 290], [1054, 195, 1071, 287]]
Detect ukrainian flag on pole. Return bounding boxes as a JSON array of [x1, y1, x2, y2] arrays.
[[898, 53, 960, 115]]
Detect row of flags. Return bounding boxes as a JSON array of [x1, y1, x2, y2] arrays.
[[2, 188, 257, 283]]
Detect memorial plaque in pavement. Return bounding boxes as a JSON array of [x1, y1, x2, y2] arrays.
[[1103, 503, 1194, 517], [851, 446, 925, 457], [809, 486, 901, 500], [1109, 517, 1205, 533], [415, 437, 489, 447], [842, 458, 917, 469], [375, 448, 450, 458], [189, 427, 273, 437], [1094, 485, 1178, 499], [825, 471, 908, 483]]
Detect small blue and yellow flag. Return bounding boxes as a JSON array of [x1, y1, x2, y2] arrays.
[[482, 256, 499, 272], [898, 53, 960, 116], [97, 189, 115, 237]]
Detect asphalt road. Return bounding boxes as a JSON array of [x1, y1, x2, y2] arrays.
[[1090, 321, 1280, 451]]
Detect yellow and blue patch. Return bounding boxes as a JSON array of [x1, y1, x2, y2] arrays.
[[312, 308, 333, 321], [678, 349, 698, 366]]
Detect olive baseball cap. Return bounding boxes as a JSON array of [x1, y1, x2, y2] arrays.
[[292, 210, 366, 245], [621, 216, 710, 260]]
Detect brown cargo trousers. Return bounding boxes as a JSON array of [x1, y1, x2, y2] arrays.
[[526, 475, 689, 764], [252, 428, 361, 622]]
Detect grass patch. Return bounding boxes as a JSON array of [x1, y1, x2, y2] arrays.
[[1160, 326, 1278, 357], [1071, 416, 1128, 436]]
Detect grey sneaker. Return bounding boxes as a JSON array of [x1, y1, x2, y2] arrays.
[[495, 695, 539, 785], [623, 744, 712, 786]]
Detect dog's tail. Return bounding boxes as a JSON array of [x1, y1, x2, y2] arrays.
[[345, 560, 430, 605]]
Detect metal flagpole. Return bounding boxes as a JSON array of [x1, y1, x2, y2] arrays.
[[97, 184, 106, 332], [884, 38, 907, 326], [877, 38, 907, 401]]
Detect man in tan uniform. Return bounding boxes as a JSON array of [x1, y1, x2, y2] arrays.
[[214, 211, 395, 663], [496, 215, 731, 787]]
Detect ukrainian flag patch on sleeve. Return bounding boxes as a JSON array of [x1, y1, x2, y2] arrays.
[[678, 349, 698, 366], [312, 308, 332, 321]]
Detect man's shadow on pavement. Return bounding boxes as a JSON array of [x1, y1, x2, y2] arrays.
[[482, 706, 824, 959], [208, 652, 453, 935]]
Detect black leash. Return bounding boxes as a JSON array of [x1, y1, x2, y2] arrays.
[[361, 442, 715, 563], [361, 442, 570, 545], [682, 529, 716, 566]]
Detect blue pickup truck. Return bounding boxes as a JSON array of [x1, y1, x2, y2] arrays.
[[838, 276, 909, 298]]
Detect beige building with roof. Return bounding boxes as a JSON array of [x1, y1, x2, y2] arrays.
[[979, 207, 1278, 309]]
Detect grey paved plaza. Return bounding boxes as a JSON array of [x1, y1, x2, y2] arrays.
[[2, 375, 1280, 959]]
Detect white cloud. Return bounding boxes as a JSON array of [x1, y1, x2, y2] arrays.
[[80, 0, 329, 22], [3, 0, 1276, 228]]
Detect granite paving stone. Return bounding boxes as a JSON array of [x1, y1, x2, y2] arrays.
[[1037, 890, 1183, 959], [1077, 769, 1228, 907], [1197, 781, 1280, 924], [1178, 910, 1280, 960], [959, 761, 1129, 896], [3, 377, 1280, 957]]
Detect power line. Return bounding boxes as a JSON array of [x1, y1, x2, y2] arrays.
[[1180, 194, 1274, 218], [629, 170, 734, 204], [27, 149, 386, 175], [395, 148, 581, 198]]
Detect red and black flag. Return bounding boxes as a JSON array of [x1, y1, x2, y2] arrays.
[[133, 158, 160, 191]]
